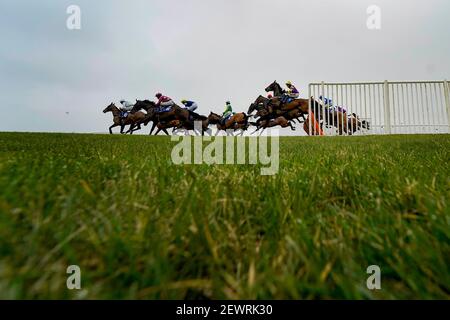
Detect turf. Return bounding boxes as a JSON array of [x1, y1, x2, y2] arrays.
[[0, 132, 449, 299]]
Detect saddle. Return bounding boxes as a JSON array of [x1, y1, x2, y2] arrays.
[[120, 111, 129, 118], [280, 94, 294, 104], [156, 106, 172, 113]]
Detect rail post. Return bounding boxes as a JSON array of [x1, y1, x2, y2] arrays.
[[444, 79, 450, 133], [308, 83, 312, 136], [383, 80, 392, 134], [321, 81, 325, 135]]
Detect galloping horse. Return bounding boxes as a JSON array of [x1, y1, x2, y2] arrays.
[[249, 95, 306, 124], [133, 100, 211, 135], [265, 81, 309, 113], [103, 103, 146, 134], [250, 116, 295, 135], [173, 117, 211, 136], [207, 112, 249, 135], [133, 100, 181, 135], [309, 98, 370, 135]]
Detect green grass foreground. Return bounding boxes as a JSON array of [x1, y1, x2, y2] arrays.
[[0, 132, 449, 299]]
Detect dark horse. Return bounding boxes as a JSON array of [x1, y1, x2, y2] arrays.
[[264, 81, 309, 113], [265, 80, 285, 97], [132, 100, 171, 135], [248, 95, 306, 124], [133, 100, 210, 135]]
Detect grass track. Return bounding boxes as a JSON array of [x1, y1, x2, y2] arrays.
[[0, 133, 449, 299]]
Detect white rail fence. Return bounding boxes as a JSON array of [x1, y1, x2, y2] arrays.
[[307, 80, 450, 136]]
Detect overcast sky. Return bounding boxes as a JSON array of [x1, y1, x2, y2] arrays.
[[0, 0, 449, 133]]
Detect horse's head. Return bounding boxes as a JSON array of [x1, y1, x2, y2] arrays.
[[134, 100, 144, 109], [208, 112, 221, 123], [103, 103, 115, 113], [265, 81, 276, 93], [248, 103, 257, 115], [265, 81, 283, 95], [134, 99, 156, 112]]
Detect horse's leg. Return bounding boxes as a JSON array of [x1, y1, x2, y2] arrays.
[[109, 124, 118, 134], [133, 124, 142, 132], [149, 122, 157, 135], [259, 128, 266, 136], [163, 128, 170, 136], [251, 127, 261, 135], [127, 124, 135, 134], [289, 121, 296, 131]]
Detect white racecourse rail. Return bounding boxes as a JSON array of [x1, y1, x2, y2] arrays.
[[307, 80, 450, 136]]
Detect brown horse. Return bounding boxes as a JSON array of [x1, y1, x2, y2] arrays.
[[250, 116, 295, 135], [264, 81, 309, 113], [250, 96, 306, 124], [208, 112, 249, 135], [156, 103, 190, 123], [103, 103, 146, 134], [133, 100, 209, 135]]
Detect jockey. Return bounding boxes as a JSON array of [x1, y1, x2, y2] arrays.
[[280, 81, 299, 104], [119, 100, 134, 126], [120, 100, 134, 113], [155, 93, 175, 110], [222, 101, 234, 125], [223, 101, 233, 118], [181, 99, 198, 112], [285, 81, 299, 99], [319, 96, 333, 107]]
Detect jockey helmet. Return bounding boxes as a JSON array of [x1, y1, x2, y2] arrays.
[[268, 94, 273, 99], [226, 101, 231, 105], [155, 93, 162, 98], [120, 100, 125, 103], [286, 81, 292, 86], [181, 99, 187, 104]]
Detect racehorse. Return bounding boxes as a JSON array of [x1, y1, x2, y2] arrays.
[[103, 103, 146, 134], [309, 98, 370, 135], [250, 116, 295, 135], [133, 100, 211, 135], [249, 95, 306, 124], [132, 100, 182, 135], [207, 112, 250, 135], [264, 81, 309, 113], [173, 117, 211, 136], [265, 80, 285, 97]]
